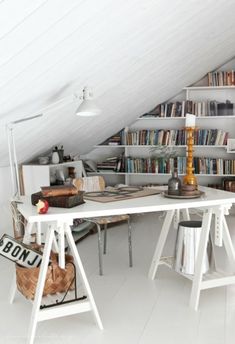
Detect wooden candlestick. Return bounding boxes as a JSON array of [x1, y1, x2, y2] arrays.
[[183, 127, 198, 189]]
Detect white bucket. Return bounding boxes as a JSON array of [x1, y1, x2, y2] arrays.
[[174, 220, 210, 275]]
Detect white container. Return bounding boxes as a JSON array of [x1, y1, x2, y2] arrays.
[[51, 151, 60, 164], [174, 220, 210, 275], [38, 156, 49, 165]]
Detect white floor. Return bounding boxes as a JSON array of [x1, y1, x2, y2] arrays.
[[1, 212, 235, 344]]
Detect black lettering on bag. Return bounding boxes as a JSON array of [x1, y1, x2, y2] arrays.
[[3, 241, 13, 253], [18, 249, 30, 262], [27, 255, 40, 266], [11, 246, 22, 258]]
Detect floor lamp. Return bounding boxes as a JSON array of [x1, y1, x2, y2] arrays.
[[6, 114, 43, 200]]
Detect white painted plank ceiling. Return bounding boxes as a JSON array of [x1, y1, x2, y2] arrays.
[[1, 0, 235, 166]]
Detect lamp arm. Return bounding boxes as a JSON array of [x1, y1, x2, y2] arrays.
[[7, 126, 16, 197], [6, 113, 43, 199], [12, 129, 20, 198]]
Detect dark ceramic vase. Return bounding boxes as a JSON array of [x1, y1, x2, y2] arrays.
[[168, 170, 181, 195]]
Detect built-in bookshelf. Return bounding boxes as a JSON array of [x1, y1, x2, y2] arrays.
[[125, 128, 228, 146], [140, 99, 234, 118], [85, 64, 235, 188]]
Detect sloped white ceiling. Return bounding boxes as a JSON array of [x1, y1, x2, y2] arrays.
[[1, 0, 235, 166]]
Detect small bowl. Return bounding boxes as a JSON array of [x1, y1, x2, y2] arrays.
[[38, 156, 49, 165]]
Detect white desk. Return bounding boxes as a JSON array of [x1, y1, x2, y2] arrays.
[[15, 186, 235, 343]]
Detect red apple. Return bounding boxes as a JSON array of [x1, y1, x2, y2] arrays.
[[36, 199, 49, 214]]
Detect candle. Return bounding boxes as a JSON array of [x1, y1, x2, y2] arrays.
[[185, 113, 196, 127]]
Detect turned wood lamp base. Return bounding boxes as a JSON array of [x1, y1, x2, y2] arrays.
[[183, 126, 198, 190]]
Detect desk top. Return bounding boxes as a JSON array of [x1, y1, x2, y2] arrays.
[[16, 186, 235, 224]]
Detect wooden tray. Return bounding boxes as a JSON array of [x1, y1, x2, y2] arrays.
[[162, 190, 205, 199], [31, 191, 85, 208], [84, 187, 161, 203]]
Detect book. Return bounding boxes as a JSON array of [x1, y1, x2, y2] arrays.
[[41, 185, 78, 197], [217, 101, 233, 116]]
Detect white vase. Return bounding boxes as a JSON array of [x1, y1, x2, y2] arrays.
[[51, 151, 60, 164]]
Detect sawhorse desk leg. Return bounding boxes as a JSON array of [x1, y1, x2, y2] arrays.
[[148, 209, 175, 280], [27, 222, 103, 344], [149, 205, 235, 311], [189, 208, 212, 310], [9, 222, 34, 304], [148, 208, 190, 280], [190, 206, 235, 310]]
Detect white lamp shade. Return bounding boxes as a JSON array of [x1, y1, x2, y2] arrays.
[[75, 87, 101, 117], [75, 99, 101, 117], [185, 113, 196, 127]]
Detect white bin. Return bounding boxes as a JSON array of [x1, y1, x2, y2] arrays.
[[174, 220, 210, 275]]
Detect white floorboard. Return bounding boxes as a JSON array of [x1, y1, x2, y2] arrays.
[[1, 212, 235, 343]]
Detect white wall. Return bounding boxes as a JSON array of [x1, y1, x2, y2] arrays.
[[0, 166, 13, 236], [1, 1, 235, 168]]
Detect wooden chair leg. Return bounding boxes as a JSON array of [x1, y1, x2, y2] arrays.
[[128, 217, 133, 267], [103, 224, 107, 254]]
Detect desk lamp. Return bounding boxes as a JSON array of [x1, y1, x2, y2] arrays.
[[75, 87, 101, 117], [6, 87, 100, 199]]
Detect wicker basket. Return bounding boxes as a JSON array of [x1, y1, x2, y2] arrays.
[[15, 251, 75, 300]]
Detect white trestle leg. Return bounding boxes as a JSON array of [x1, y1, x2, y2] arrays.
[[26, 222, 103, 344], [148, 209, 175, 280], [189, 208, 212, 310]]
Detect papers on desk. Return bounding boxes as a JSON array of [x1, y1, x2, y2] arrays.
[[84, 187, 161, 203]]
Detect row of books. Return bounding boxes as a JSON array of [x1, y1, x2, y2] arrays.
[[101, 130, 125, 145], [207, 70, 235, 87], [96, 156, 235, 175], [208, 178, 235, 192], [207, 184, 223, 190], [126, 129, 186, 146], [141, 100, 234, 118], [223, 179, 235, 192], [124, 157, 186, 174], [125, 129, 228, 146], [96, 156, 119, 171]]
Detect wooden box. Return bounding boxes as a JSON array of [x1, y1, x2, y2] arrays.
[[31, 191, 85, 208]]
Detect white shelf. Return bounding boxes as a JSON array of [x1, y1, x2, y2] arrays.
[[90, 172, 235, 177], [194, 145, 227, 148], [95, 145, 227, 148], [184, 86, 235, 90], [160, 256, 235, 287], [24, 160, 81, 167], [22, 161, 83, 195], [95, 145, 127, 148], [137, 116, 235, 120]]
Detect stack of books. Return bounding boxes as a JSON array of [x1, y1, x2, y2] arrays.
[[101, 130, 125, 145], [97, 157, 120, 172]]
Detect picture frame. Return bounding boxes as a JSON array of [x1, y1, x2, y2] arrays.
[[227, 138, 235, 153]]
